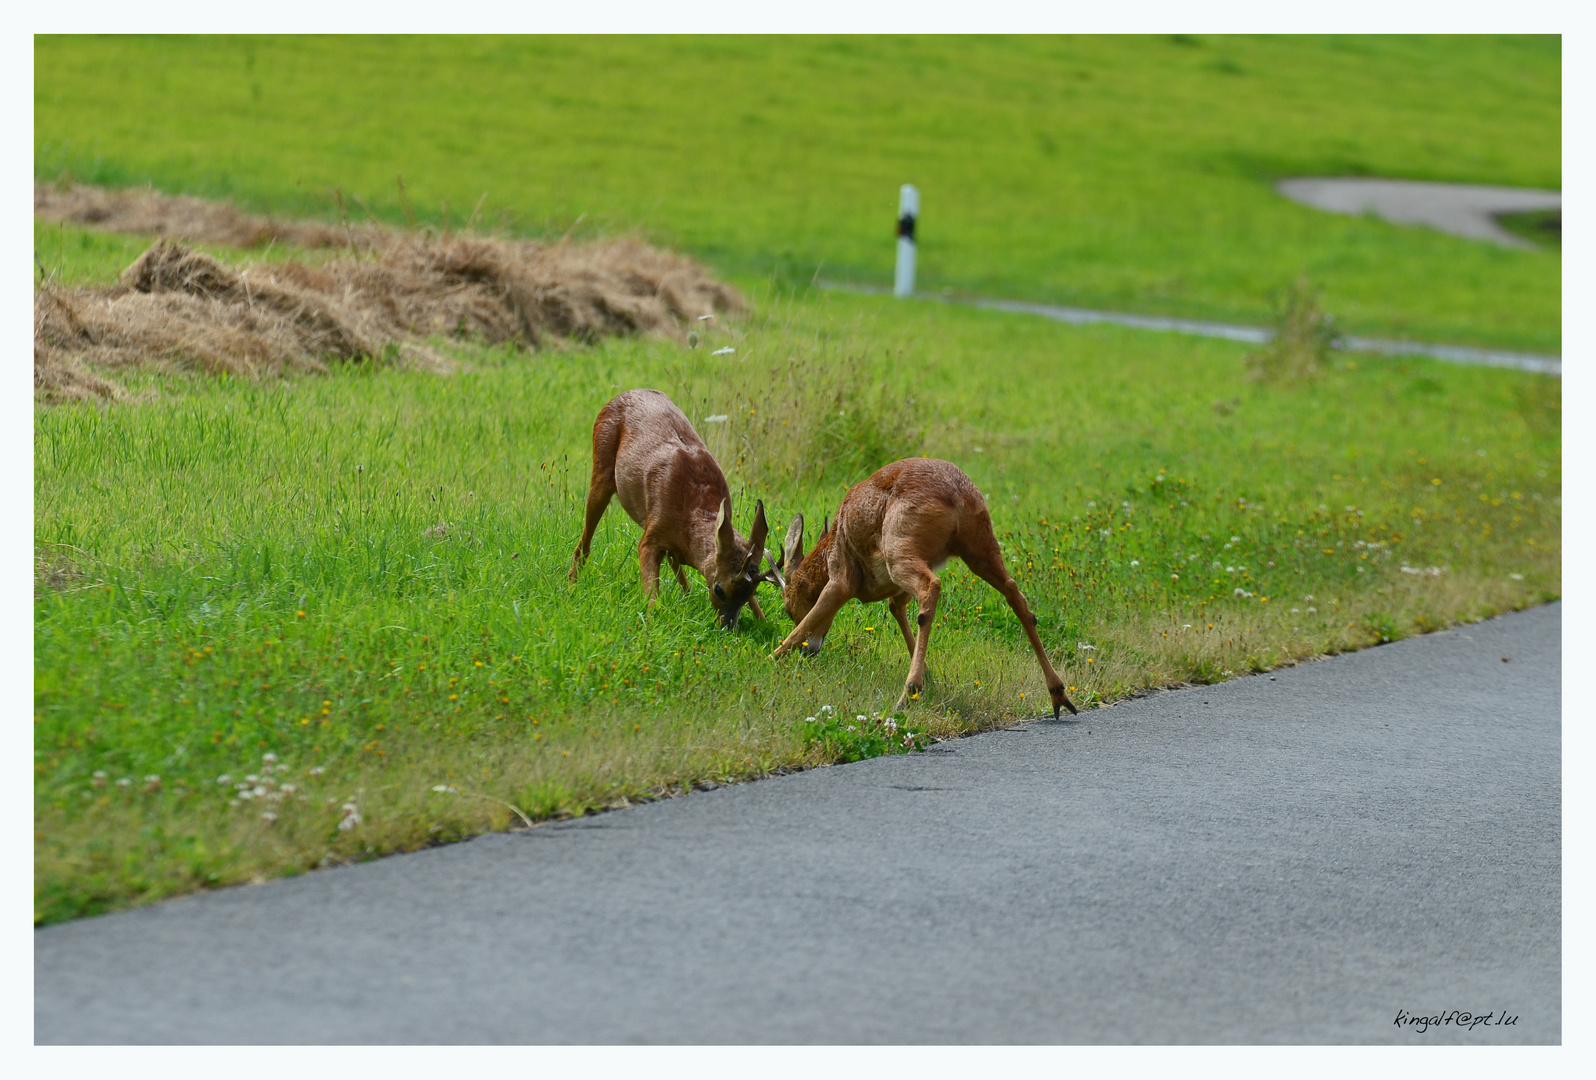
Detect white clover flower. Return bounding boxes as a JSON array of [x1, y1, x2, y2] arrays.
[[216, 774, 232, 785], [856, 714, 868, 722], [261, 812, 278, 823], [229, 799, 241, 808], [338, 812, 362, 831], [1307, 607, 1317, 613], [238, 790, 254, 800], [308, 766, 324, 776], [805, 716, 817, 723], [281, 784, 297, 794], [1130, 560, 1139, 568], [262, 753, 278, 764], [245, 774, 259, 783], [116, 778, 131, 789], [1230, 536, 1241, 543]]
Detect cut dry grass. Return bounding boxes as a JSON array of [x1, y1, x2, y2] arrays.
[[34, 184, 746, 403], [36, 178, 389, 251]]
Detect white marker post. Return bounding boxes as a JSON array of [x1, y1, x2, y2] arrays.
[[894, 184, 919, 297]]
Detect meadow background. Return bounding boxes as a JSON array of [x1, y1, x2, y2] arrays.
[[34, 35, 1560, 923]]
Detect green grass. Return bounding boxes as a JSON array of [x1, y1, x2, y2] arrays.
[[35, 258, 1560, 922], [35, 35, 1560, 351], [33, 35, 1561, 921]]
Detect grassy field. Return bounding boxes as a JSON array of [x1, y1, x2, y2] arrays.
[[36, 228, 1559, 922], [34, 36, 1560, 923], [35, 35, 1560, 351]]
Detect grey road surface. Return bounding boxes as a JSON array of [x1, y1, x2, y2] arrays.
[[36, 604, 1560, 1044], [1276, 177, 1561, 248], [819, 282, 1562, 376]]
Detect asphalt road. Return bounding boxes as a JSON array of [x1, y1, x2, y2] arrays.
[[36, 604, 1561, 1044], [1276, 177, 1561, 248]]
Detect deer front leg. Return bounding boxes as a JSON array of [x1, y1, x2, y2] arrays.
[[667, 554, 691, 595], [889, 594, 916, 656], [772, 579, 852, 660], [638, 537, 667, 605]]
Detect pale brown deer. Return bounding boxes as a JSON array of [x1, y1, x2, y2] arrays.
[[772, 457, 1077, 717], [569, 389, 779, 628]]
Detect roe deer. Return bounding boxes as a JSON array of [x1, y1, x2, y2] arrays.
[[772, 457, 1077, 717], [569, 389, 779, 628]]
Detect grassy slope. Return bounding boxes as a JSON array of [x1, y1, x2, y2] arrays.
[[35, 34, 1560, 351], [36, 255, 1560, 922], [33, 36, 1561, 921]]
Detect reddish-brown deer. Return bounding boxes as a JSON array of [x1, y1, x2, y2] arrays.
[[772, 457, 1077, 717], [569, 389, 779, 628]]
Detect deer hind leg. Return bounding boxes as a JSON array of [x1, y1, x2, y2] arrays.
[[570, 411, 623, 581], [958, 531, 1076, 718], [889, 593, 916, 656], [886, 558, 941, 710]]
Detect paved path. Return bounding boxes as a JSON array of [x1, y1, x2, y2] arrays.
[[36, 605, 1560, 1044], [1277, 177, 1561, 249], [820, 284, 1561, 376]]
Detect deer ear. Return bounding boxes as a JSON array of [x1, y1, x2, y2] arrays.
[[714, 498, 735, 565], [782, 513, 805, 574]]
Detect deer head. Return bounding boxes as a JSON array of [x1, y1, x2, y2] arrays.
[[710, 498, 779, 629], [776, 512, 834, 647]]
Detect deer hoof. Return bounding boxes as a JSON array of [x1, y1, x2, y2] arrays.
[[799, 636, 824, 657], [1050, 683, 1077, 717]]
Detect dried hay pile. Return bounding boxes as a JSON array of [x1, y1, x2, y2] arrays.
[[36, 180, 387, 251], [35, 183, 745, 403]]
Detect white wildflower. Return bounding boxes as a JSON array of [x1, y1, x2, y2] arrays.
[[805, 716, 817, 723], [307, 766, 324, 776], [1129, 560, 1139, 568], [262, 753, 278, 764], [261, 812, 278, 823], [216, 774, 232, 785], [711, 347, 735, 356], [116, 778, 131, 789]]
